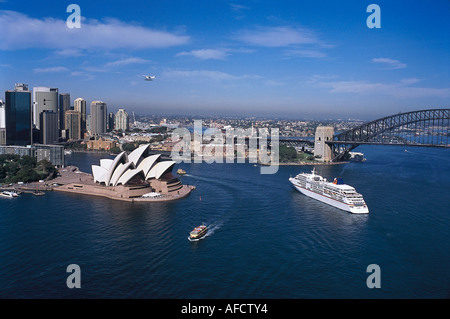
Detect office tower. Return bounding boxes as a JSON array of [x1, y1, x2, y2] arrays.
[[107, 112, 114, 132], [65, 110, 81, 140], [4, 83, 32, 146], [40, 110, 58, 144], [33, 87, 58, 130], [115, 109, 129, 131], [86, 114, 91, 134], [0, 100, 5, 128], [74, 98, 86, 136], [0, 100, 5, 145], [59, 93, 70, 131], [90, 101, 107, 135]]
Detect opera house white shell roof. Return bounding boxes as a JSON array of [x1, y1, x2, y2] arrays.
[[92, 144, 177, 187]]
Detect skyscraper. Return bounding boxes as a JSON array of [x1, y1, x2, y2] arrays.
[[0, 100, 5, 145], [33, 87, 58, 130], [107, 112, 115, 132], [4, 83, 32, 146], [115, 109, 129, 131], [59, 93, 70, 131], [65, 110, 81, 140], [40, 110, 58, 144], [90, 101, 107, 135], [74, 98, 87, 137]]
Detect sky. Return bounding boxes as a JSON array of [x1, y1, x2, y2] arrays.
[[0, 0, 449, 120]]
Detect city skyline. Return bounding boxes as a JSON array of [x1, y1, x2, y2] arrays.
[[0, 1, 449, 120]]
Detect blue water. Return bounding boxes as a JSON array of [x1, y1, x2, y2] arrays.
[[0, 146, 449, 298]]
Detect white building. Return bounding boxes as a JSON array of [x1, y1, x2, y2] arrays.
[[0, 100, 5, 129], [115, 108, 129, 131], [33, 87, 58, 130]]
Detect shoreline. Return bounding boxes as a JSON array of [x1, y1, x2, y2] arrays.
[[54, 183, 194, 202], [52, 166, 194, 202], [2, 165, 194, 203]]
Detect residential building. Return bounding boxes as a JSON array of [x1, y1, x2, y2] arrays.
[[115, 108, 129, 131]]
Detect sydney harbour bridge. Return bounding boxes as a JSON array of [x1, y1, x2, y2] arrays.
[[277, 108, 449, 162]]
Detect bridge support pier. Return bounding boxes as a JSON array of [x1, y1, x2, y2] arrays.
[[314, 126, 334, 162]]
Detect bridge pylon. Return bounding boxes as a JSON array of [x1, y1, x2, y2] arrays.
[[314, 126, 334, 162]]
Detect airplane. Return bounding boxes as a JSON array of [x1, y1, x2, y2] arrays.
[[143, 75, 156, 81]]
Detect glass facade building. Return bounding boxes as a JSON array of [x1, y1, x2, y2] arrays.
[[4, 84, 32, 146]]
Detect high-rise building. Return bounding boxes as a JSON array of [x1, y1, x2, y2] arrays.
[[59, 93, 70, 131], [115, 109, 129, 131], [4, 83, 32, 146], [0, 100, 5, 145], [33, 87, 58, 132], [65, 110, 81, 140], [86, 114, 91, 134], [107, 112, 115, 132], [74, 98, 87, 137], [90, 101, 107, 135], [0, 99, 5, 129], [40, 110, 58, 144]]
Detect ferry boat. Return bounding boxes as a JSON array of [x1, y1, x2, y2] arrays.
[[189, 224, 208, 240], [0, 191, 19, 198], [289, 168, 369, 214]]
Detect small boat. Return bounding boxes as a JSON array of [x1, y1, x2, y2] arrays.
[[177, 168, 186, 175], [189, 224, 207, 240], [0, 191, 19, 198], [33, 191, 45, 196]]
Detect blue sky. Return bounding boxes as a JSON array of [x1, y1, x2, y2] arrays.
[[0, 0, 448, 119]]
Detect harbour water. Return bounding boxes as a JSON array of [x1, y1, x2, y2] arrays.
[[0, 145, 449, 298]]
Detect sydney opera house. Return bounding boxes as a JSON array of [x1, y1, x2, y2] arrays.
[[55, 144, 193, 202]]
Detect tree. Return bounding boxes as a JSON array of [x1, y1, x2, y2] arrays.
[[122, 143, 137, 152], [19, 155, 37, 168], [16, 167, 39, 183], [4, 161, 20, 176], [110, 147, 121, 154], [279, 145, 298, 162], [37, 159, 56, 178], [0, 166, 6, 180], [149, 126, 168, 134]]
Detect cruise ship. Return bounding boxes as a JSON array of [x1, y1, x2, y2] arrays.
[[289, 168, 369, 214]]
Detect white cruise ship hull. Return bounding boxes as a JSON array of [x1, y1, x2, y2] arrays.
[[290, 180, 369, 214]]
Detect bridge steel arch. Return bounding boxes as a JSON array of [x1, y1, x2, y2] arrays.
[[328, 108, 449, 161]]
